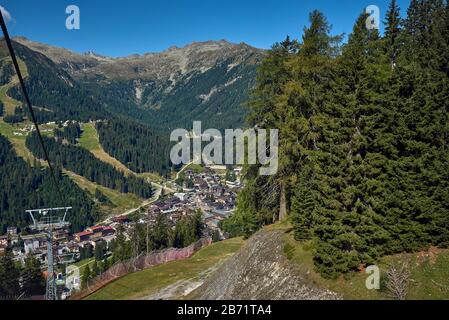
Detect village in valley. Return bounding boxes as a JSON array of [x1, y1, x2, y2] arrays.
[[0, 164, 243, 298]]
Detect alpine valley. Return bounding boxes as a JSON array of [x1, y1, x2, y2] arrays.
[[0, 36, 264, 233]]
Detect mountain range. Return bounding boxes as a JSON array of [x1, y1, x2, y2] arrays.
[[9, 37, 265, 130]]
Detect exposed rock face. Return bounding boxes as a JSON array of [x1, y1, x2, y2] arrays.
[[77, 40, 263, 82], [14, 37, 263, 83], [193, 230, 341, 300]]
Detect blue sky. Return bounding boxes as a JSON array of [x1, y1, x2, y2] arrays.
[[1, 0, 411, 57]]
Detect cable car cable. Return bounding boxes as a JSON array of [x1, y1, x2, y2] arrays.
[[0, 11, 64, 202]]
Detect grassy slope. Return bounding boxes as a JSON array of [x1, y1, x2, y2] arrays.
[[0, 74, 143, 215], [77, 123, 166, 214], [0, 122, 136, 216], [0, 120, 59, 162], [63, 170, 143, 215], [185, 163, 204, 174], [85, 237, 245, 300], [0, 121, 138, 215], [75, 257, 95, 268], [0, 120, 36, 164], [281, 225, 449, 300], [84, 220, 449, 300], [74, 257, 114, 276], [73, 257, 95, 276], [78, 122, 164, 184], [78, 123, 134, 176], [0, 57, 28, 115], [0, 58, 36, 163]]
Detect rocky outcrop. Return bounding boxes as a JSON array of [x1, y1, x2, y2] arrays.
[[192, 230, 341, 300], [14, 37, 264, 82]]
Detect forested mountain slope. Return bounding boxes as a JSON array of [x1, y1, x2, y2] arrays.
[[96, 119, 172, 176], [0, 134, 98, 234], [26, 131, 153, 198], [13, 37, 264, 129], [0, 39, 109, 123], [0, 37, 264, 187]]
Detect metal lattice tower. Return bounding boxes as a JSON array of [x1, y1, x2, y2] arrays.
[[26, 207, 72, 301], [45, 226, 57, 301]]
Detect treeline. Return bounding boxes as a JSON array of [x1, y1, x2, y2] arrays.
[[110, 212, 204, 263], [80, 212, 204, 288], [0, 61, 14, 85], [96, 119, 171, 176], [0, 134, 98, 234], [28, 108, 59, 124], [78, 78, 158, 125], [3, 106, 24, 124], [26, 132, 153, 198], [2, 104, 64, 125], [223, 0, 449, 278]]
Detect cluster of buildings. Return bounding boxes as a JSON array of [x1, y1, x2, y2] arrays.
[[0, 223, 120, 299], [146, 166, 243, 236], [73, 225, 115, 243], [11, 120, 69, 137], [12, 124, 35, 137], [0, 223, 118, 267], [0, 165, 243, 294]]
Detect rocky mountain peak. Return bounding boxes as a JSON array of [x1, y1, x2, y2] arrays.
[[7, 36, 265, 130], [13, 37, 264, 81]]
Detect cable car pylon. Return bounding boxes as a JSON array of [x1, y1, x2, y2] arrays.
[[26, 207, 72, 300]]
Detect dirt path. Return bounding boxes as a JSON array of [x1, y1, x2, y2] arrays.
[[140, 261, 223, 300]]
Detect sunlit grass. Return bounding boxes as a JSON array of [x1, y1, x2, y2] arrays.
[[85, 237, 245, 300], [78, 122, 134, 176], [63, 170, 143, 215], [282, 227, 449, 300], [0, 57, 29, 115]]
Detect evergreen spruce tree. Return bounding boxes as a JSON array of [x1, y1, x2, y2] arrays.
[[152, 214, 171, 249], [309, 12, 391, 277], [21, 255, 45, 297], [390, 0, 449, 249], [212, 230, 221, 243], [102, 258, 110, 273], [173, 222, 184, 248], [91, 260, 99, 277], [290, 179, 314, 241], [94, 241, 106, 261], [384, 0, 402, 67], [113, 225, 132, 262], [275, 11, 341, 222], [246, 35, 299, 222], [81, 265, 91, 290], [0, 248, 21, 298]]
